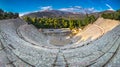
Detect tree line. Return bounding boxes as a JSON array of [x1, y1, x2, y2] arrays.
[[0, 9, 19, 20], [23, 15, 96, 29], [101, 9, 120, 20]]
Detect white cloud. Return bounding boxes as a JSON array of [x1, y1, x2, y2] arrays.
[[19, 10, 39, 16], [59, 6, 98, 14], [74, 6, 82, 9], [19, 6, 98, 16], [40, 6, 53, 11], [19, 12, 29, 16], [59, 6, 82, 12], [59, 8, 74, 11], [105, 4, 114, 10], [19, 6, 53, 16]]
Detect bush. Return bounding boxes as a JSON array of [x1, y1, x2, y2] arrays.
[[0, 9, 19, 20], [23, 15, 96, 29]]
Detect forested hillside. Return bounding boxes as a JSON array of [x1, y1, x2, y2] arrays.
[[23, 9, 120, 29], [101, 9, 120, 20], [23, 15, 96, 29], [0, 9, 19, 20], [23, 10, 86, 19]]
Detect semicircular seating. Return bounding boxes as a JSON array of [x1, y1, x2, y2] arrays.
[[17, 24, 58, 48], [0, 18, 59, 67], [0, 18, 120, 67]]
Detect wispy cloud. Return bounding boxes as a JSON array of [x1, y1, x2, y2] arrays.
[[19, 12, 29, 16], [19, 10, 39, 16], [59, 6, 82, 12], [19, 6, 53, 16], [40, 6, 53, 11], [59, 8, 74, 12], [59, 6, 98, 14], [105, 4, 114, 10], [20, 6, 98, 16]]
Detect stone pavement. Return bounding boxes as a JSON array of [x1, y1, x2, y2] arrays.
[[0, 18, 120, 67]]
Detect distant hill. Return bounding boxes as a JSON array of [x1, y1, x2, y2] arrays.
[[89, 10, 115, 18], [22, 10, 115, 19], [22, 10, 86, 19], [0, 9, 19, 20]]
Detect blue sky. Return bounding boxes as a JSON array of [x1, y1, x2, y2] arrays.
[[0, 0, 120, 15]]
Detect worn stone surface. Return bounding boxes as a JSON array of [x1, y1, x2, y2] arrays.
[[0, 18, 120, 67]]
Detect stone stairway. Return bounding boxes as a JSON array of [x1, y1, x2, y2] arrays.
[[1, 18, 120, 67], [53, 50, 68, 67]]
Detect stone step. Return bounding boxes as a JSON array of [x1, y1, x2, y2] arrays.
[[0, 50, 14, 67], [54, 65, 66, 67], [56, 56, 65, 62], [0, 42, 2, 50], [90, 37, 120, 67], [55, 62, 66, 66], [105, 37, 120, 67], [54, 52, 66, 67]]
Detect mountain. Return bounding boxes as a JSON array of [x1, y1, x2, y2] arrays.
[[22, 10, 115, 19], [22, 10, 86, 19], [89, 10, 115, 18]]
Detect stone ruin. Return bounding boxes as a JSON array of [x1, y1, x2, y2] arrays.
[[0, 18, 120, 67]]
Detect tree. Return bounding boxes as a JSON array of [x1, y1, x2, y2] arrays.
[[101, 13, 107, 19], [69, 19, 74, 30], [101, 9, 120, 20], [77, 20, 82, 28], [63, 21, 68, 28], [23, 16, 96, 29], [0, 9, 19, 20], [23, 16, 32, 24], [53, 18, 57, 28], [89, 15, 96, 23], [14, 13, 19, 18]]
